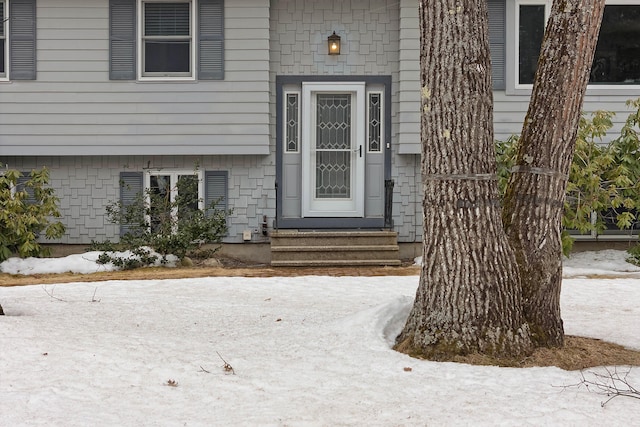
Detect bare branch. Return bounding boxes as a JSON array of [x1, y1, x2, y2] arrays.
[[42, 285, 66, 302], [562, 367, 640, 407], [216, 351, 235, 375], [90, 287, 101, 303]]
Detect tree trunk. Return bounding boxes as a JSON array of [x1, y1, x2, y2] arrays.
[[0, 303, 4, 315], [503, 0, 606, 347], [396, 0, 531, 359]]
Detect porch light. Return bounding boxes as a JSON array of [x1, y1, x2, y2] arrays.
[[328, 31, 341, 55]]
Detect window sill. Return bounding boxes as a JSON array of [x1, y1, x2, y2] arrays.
[[137, 76, 197, 83]]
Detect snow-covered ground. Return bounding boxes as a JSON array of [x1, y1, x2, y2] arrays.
[[1, 250, 639, 426]]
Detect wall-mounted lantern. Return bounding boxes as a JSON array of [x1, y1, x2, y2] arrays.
[[328, 31, 341, 55]]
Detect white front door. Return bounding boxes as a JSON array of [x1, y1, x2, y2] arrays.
[[301, 82, 365, 217]]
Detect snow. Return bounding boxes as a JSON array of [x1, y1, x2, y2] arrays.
[[1, 251, 639, 425], [0, 249, 178, 275]]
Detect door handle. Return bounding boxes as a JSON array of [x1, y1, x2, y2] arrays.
[[359, 145, 362, 158]]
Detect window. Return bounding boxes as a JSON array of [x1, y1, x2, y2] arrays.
[[367, 91, 383, 152], [517, 2, 547, 85], [145, 170, 203, 231], [119, 170, 227, 236], [592, 5, 640, 84], [284, 91, 300, 153], [1, 0, 37, 80], [602, 208, 640, 235], [141, 1, 193, 78], [515, 1, 640, 87], [109, 0, 224, 81]]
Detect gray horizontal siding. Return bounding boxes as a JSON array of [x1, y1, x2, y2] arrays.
[[4, 70, 268, 82], [493, 91, 640, 142], [0, 124, 268, 136], [0, 114, 268, 125], [0, 81, 269, 93], [2, 0, 271, 156], [397, 0, 420, 155], [2, 102, 268, 114], [0, 136, 269, 156]]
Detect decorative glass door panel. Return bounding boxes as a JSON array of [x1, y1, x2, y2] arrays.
[[316, 94, 351, 199]]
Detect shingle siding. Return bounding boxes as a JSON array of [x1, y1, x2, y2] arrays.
[[4, 155, 275, 244]]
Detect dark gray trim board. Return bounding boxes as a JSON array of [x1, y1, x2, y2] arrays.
[[276, 217, 385, 230]]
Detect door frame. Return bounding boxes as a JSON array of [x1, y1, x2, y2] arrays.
[[275, 75, 392, 229]]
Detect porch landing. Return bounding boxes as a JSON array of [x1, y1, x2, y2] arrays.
[[270, 230, 401, 267]]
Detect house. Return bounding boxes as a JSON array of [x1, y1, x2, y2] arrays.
[[1, 0, 639, 265]]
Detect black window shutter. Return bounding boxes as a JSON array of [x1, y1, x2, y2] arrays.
[[110, 0, 136, 80], [9, 0, 36, 80], [198, 0, 224, 80], [119, 172, 143, 237], [488, 0, 506, 90], [204, 171, 228, 213]]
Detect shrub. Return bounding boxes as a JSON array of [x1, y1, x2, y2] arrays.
[[92, 171, 230, 268], [0, 167, 66, 262], [497, 99, 640, 254], [628, 244, 640, 267]]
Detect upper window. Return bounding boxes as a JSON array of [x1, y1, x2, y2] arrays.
[[140, 1, 193, 78], [110, 0, 224, 81], [516, 1, 640, 87]]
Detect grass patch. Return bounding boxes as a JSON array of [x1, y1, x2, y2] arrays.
[[399, 336, 640, 370]]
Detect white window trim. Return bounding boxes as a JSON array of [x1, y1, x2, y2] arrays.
[[506, 0, 640, 96], [511, 0, 549, 92], [144, 169, 204, 228], [1, 0, 8, 81], [137, 0, 197, 81]]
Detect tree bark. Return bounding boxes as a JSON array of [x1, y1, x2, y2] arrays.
[[396, 0, 531, 359], [503, 0, 606, 347]]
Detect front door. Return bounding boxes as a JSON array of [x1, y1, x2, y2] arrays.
[[302, 82, 365, 217]]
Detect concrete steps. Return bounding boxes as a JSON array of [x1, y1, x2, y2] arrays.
[[270, 230, 401, 267]]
